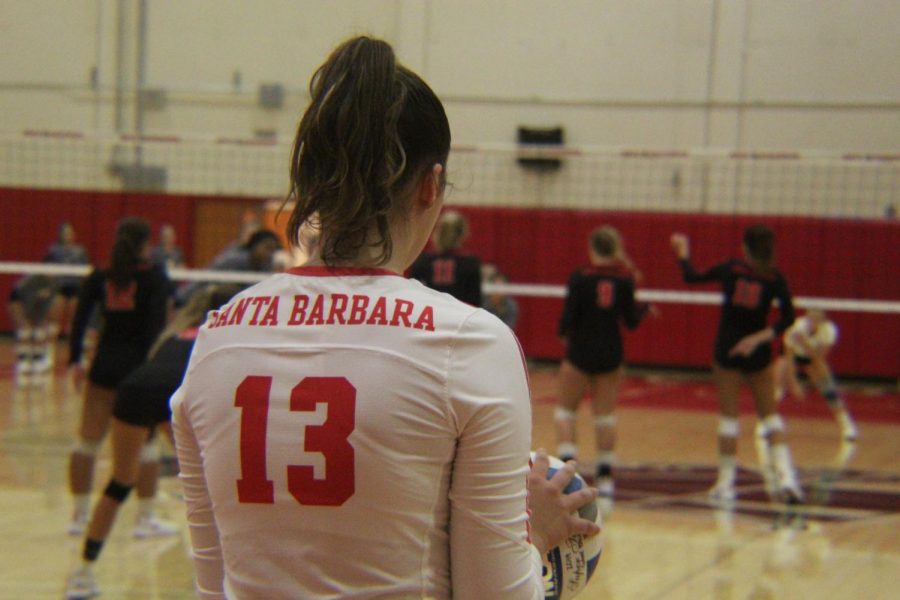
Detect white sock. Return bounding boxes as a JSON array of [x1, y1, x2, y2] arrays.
[[73, 494, 90, 518], [770, 443, 798, 488], [837, 412, 855, 430], [717, 455, 737, 488], [137, 498, 155, 520]]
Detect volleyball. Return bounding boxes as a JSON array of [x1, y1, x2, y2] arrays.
[[538, 454, 604, 600]]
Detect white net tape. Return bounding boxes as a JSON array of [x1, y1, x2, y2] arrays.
[[2, 262, 897, 315]]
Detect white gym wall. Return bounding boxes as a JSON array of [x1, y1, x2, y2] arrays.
[[1, 0, 898, 151]]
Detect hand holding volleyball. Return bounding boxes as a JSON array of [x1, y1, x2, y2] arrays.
[[529, 450, 604, 599]]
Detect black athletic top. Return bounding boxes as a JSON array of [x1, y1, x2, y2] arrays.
[[678, 258, 795, 368], [558, 261, 649, 372], [410, 251, 482, 307], [69, 262, 170, 367], [113, 330, 198, 427]]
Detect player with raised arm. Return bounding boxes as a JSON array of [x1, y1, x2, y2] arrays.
[[671, 225, 802, 504], [171, 36, 599, 600]]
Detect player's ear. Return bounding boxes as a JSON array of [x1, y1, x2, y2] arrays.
[[416, 164, 444, 209]]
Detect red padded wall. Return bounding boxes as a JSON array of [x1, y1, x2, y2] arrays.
[[1, 187, 193, 332], [2, 188, 897, 378]]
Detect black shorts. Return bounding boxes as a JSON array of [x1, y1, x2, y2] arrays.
[[566, 341, 624, 375], [792, 355, 812, 367], [88, 345, 146, 389], [714, 341, 772, 373], [113, 365, 178, 428]]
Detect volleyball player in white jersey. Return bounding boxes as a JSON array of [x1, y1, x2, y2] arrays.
[[171, 36, 599, 600], [774, 309, 858, 440]]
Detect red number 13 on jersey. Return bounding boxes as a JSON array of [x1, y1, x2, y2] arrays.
[[235, 375, 356, 506]]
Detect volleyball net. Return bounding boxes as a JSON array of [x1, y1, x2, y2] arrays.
[[0, 130, 897, 376], [1, 130, 897, 217]]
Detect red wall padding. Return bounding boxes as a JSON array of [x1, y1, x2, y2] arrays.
[[1, 187, 194, 332], [2, 188, 897, 378]]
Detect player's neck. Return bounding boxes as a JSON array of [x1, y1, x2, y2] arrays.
[[302, 245, 409, 275]]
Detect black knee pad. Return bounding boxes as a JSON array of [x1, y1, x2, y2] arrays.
[[103, 479, 133, 503]]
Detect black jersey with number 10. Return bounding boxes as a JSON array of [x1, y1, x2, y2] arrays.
[[678, 258, 795, 370]]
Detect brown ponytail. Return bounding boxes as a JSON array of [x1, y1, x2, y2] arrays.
[[147, 283, 241, 359], [286, 36, 451, 266], [109, 217, 151, 289]]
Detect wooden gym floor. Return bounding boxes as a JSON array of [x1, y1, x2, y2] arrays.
[[0, 343, 897, 599]]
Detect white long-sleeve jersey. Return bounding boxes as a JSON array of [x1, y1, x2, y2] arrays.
[[171, 266, 543, 600], [784, 316, 838, 358]]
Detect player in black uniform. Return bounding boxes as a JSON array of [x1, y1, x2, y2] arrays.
[[66, 217, 171, 535], [556, 226, 651, 499], [671, 224, 802, 504], [409, 210, 481, 306], [65, 285, 239, 600]]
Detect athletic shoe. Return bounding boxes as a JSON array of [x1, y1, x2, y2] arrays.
[[707, 483, 736, 505], [761, 463, 781, 500], [596, 496, 614, 516], [31, 353, 52, 374], [64, 565, 99, 599], [780, 482, 804, 505], [67, 513, 88, 537], [133, 515, 178, 539]]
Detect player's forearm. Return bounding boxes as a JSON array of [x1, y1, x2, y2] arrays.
[[172, 400, 226, 597]]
